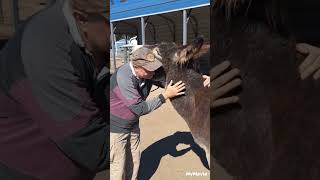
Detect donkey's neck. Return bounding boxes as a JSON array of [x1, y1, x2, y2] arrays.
[[166, 66, 206, 122], [167, 66, 204, 90]]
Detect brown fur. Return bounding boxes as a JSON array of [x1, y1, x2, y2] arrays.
[[212, 0, 320, 179], [150, 40, 211, 166]]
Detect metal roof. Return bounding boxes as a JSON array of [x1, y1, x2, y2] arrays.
[[110, 0, 210, 22]]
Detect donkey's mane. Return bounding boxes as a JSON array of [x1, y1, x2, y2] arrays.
[[213, 0, 289, 34]]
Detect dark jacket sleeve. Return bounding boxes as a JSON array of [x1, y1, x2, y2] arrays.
[[116, 74, 165, 116], [19, 30, 108, 172]]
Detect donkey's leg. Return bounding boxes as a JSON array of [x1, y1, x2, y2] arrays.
[[192, 136, 210, 168]]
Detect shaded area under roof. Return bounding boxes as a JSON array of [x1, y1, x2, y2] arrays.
[[112, 6, 210, 44]]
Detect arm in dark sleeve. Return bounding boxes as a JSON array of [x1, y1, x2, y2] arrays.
[[128, 94, 166, 116], [116, 74, 166, 117], [19, 39, 107, 172]]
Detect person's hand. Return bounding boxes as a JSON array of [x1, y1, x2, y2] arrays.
[[211, 61, 241, 108], [162, 80, 186, 100], [202, 75, 210, 87], [296, 43, 320, 80]]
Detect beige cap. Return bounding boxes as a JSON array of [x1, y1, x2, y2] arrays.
[[130, 47, 163, 71], [70, 0, 109, 19]]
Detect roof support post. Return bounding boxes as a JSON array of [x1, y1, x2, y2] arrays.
[[110, 22, 117, 70], [183, 9, 192, 45], [0, 0, 3, 24], [11, 0, 19, 32], [140, 17, 145, 45], [182, 9, 187, 45], [124, 35, 128, 63]]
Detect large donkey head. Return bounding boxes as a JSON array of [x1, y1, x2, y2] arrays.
[[139, 37, 207, 87]]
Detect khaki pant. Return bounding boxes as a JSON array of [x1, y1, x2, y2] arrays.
[[110, 129, 140, 180]]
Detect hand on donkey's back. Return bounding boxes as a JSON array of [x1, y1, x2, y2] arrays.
[[211, 61, 242, 108], [296, 43, 320, 80], [162, 80, 186, 100]]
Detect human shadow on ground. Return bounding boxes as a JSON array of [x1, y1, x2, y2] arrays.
[[137, 131, 209, 180]]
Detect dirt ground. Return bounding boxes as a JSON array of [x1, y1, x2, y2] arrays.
[[137, 88, 234, 180], [136, 87, 210, 180], [108, 59, 232, 180]]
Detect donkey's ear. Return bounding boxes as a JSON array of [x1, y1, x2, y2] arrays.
[[174, 37, 204, 64], [152, 47, 162, 60]]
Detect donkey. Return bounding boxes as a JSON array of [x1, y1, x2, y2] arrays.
[[146, 38, 211, 167], [212, 0, 320, 179], [144, 37, 240, 169]]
